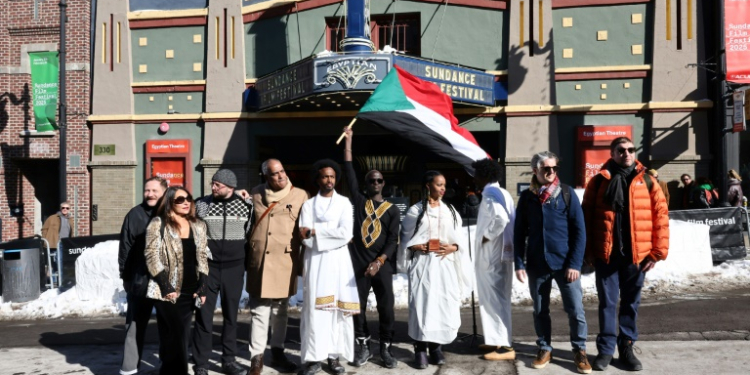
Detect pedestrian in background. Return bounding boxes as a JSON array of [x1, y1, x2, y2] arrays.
[[647, 169, 670, 208], [689, 177, 719, 209], [192, 170, 251, 375], [582, 137, 669, 371], [118, 176, 167, 375], [42, 201, 74, 250], [514, 152, 590, 373], [246, 159, 307, 375], [727, 169, 744, 207], [144, 186, 209, 375], [680, 174, 694, 209]]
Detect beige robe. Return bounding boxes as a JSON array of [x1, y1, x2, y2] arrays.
[[245, 184, 309, 299]]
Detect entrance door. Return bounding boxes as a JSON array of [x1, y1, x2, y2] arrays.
[[19, 159, 60, 230]]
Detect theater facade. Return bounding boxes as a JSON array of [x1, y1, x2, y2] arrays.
[[89, 0, 716, 235]]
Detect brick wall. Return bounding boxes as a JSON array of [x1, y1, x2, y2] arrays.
[[91, 165, 135, 235], [0, 0, 91, 241]]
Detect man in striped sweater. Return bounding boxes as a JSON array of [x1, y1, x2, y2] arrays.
[[192, 169, 252, 375]]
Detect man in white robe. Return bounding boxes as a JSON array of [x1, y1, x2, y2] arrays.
[[472, 159, 517, 361], [298, 159, 359, 375]]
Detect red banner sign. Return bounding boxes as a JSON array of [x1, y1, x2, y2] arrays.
[[725, 0, 750, 84], [577, 125, 631, 142], [152, 158, 186, 187], [576, 126, 632, 188], [147, 139, 190, 154]]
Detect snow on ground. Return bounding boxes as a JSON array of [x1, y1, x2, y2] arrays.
[[2, 237, 750, 320]]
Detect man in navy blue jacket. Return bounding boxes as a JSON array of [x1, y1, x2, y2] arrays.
[[514, 151, 591, 374]]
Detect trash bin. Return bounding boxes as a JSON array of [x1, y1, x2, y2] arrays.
[[1, 247, 41, 302]]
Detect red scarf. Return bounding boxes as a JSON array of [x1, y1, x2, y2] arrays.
[[533, 176, 560, 204]]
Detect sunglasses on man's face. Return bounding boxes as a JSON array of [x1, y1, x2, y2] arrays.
[[61, 207, 70, 210], [367, 178, 384, 185], [539, 166, 559, 173], [173, 196, 193, 204], [617, 147, 636, 155]]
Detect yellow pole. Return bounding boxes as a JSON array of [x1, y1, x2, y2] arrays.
[[335, 117, 357, 145]]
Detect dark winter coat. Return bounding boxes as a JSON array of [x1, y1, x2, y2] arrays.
[[118, 202, 156, 294], [514, 184, 586, 272]]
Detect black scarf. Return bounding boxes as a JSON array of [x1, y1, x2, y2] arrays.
[[605, 161, 635, 212], [605, 160, 636, 257]]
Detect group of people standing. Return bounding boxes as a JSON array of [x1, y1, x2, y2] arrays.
[[116, 133, 669, 375]]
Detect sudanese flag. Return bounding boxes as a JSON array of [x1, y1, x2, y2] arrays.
[[357, 65, 490, 174]]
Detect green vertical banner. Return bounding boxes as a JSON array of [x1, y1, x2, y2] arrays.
[[29, 51, 59, 132]]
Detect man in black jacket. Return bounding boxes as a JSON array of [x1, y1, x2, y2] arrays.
[[118, 176, 167, 375], [343, 128, 400, 369], [193, 169, 252, 375]]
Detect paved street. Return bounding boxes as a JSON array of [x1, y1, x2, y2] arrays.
[[1, 288, 749, 374]]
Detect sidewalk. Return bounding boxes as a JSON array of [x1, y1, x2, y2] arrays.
[[3, 340, 750, 375]]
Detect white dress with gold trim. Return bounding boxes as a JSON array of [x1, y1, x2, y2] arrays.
[[299, 191, 359, 362]]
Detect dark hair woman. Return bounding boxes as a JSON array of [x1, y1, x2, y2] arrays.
[[144, 186, 209, 374], [397, 171, 470, 369]]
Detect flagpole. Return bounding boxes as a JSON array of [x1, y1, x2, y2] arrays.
[[335, 117, 357, 145]]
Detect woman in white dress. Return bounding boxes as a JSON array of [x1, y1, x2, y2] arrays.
[[398, 170, 469, 369]]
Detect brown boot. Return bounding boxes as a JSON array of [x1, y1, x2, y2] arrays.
[[574, 349, 592, 374], [483, 346, 516, 361], [531, 349, 551, 369], [249, 354, 263, 375], [478, 344, 500, 352]]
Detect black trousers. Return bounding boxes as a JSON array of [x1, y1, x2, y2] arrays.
[[120, 291, 155, 373], [192, 262, 244, 368], [154, 293, 195, 375], [353, 261, 395, 341]]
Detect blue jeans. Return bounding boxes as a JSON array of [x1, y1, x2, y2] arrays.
[[594, 257, 645, 355], [527, 268, 587, 352]]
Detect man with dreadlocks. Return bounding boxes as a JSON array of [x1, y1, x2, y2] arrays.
[[298, 159, 359, 375], [470, 158, 517, 362], [398, 170, 471, 369], [342, 128, 400, 368]]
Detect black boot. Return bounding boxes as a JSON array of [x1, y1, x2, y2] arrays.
[[301, 361, 321, 375], [270, 347, 297, 373], [592, 353, 613, 371], [618, 340, 643, 371], [380, 341, 398, 369], [428, 343, 445, 366], [414, 341, 428, 370], [352, 336, 372, 366], [327, 357, 345, 374]]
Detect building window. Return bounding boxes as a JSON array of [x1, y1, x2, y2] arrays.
[[326, 13, 421, 56]]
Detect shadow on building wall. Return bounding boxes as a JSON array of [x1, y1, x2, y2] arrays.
[[1, 85, 31, 240]]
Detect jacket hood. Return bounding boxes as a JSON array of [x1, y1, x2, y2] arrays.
[[728, 178, 741, 186]]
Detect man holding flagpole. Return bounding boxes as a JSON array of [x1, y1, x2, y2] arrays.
[[342, 128, 400, 369]]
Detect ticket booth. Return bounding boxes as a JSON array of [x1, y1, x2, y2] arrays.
[[145, 139, 192, 187], [576, 126, 632, 188]]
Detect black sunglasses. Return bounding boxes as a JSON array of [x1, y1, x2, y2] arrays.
[[367, 178, 384, 184], [540, 166, 559, 173], [173, 196, 193, 204], [617, 147, 636, 154]]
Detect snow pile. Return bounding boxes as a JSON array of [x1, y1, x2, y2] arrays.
[[75, 240, 123, 301]]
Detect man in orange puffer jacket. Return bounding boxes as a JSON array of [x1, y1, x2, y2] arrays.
[[581, 137, 669, 372]]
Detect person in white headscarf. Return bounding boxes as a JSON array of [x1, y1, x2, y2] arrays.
[[298, 159, 359, 375], [398, 170, 471, 370], [470, 158, 517, 361]]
